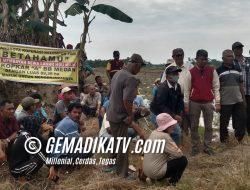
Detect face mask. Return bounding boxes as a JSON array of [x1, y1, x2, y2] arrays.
[[170, 75, 179, 83]]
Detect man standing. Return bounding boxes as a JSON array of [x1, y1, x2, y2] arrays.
[[106, 51, 124, 81], [150, 65, 183, 145], [107, 53, 143, 178], [232, 42, 250, 135], [161, 48, 192, 135], [184, 50, 220, 156], [0, 100, 19, 161], [217, 50, 246, 143]]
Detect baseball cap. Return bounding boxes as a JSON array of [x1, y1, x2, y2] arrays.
[[172, 48, 184, 56], [165, 66, 182, 74], [21, 97, 39, 109], [129, 54, 145, 65], [61, 87, 72, 94], [232, 42, 244, 50]]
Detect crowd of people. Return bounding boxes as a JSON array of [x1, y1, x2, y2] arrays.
[[0, 41, 249, 186]]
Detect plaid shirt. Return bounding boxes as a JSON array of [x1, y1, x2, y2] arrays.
[[234, 57, 250, 95]]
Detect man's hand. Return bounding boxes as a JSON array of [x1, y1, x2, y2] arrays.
[[42, 123, 54, 132], [215, 103, 221, 112], [124, 116, 133, 125], [174, 115, 182, 124], [48, 166, 59, 182]]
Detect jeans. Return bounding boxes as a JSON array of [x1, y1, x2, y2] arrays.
[[170, 124, 181, 145]]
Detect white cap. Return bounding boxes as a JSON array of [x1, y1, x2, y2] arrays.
[[61, 87, 72, 94]]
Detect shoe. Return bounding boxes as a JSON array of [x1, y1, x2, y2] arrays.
[[203, 148, 215, 156], [191, 147, 200, 156]]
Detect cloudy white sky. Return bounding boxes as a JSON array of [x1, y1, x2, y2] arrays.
[[57, 0, 250, 64]]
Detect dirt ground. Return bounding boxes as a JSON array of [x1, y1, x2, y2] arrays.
[[1, 67, 250, 190]]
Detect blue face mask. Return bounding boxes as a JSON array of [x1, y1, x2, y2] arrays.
[[170, 75, 179, 83]]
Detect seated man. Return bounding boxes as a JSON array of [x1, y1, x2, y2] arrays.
[[142, 113, 188, 185], [133, 94, 150, 121], [7, 116, 58, 182], [52, 102, 92, 159], [81, 85, 101, 117], [15, 97, 39, 123], [0, 100, 19, 161], [95, 76, 109, 105], [53, 87, 76, 125]]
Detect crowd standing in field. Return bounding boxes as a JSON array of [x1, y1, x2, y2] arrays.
[[0, 41, 249, 186]]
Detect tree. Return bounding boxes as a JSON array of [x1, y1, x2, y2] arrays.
[[65, 0, 133, 57]]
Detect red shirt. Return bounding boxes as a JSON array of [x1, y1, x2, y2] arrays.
[[0, 114, 19, 139], [106, 60, 124, 79]]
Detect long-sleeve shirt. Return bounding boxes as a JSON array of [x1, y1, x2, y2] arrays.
[[184, 67, 220, 105], [150, 80, 184, 117], [143, 130, 183, 179]]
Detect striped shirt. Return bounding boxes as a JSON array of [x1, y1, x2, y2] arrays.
[[234, 57, 250, 95], [216, 63, 243, 105]]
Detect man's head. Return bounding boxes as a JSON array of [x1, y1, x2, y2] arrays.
[[0, 100, 15, 119], [95, 76, 103, 86], [68, 102, 82, 122], [21, 97, 38, 113], [172, 48, 184, 66], [30, 93, 43, 109], [165, 66, 182, 84], [127, 53, 144, 75], [113, 51, 120, 61], [232, 42, 244, 57], [88, 85, 96, 96], [83, 84, 90, 94], [66, 44, 73, 49], [196, 49, 208, 68], [222, 49, 234, 65], [61, 87, 76, 102]]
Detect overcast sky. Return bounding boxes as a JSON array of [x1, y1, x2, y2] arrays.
[[57, 0, 250, 64]]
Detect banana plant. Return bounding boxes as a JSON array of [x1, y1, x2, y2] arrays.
[[65, 0, 133, 56]]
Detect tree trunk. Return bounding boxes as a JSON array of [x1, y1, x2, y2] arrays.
[[1, 0, 9, 41], [81, 13, 89, 56], [41, 0, 52, 46], [52, 1, 59, 47], [32, 0, 40, 45]]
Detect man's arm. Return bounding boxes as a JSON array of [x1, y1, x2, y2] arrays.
[[240, 83, 247, 106], [212, 70, 221, 112], [184, 71, 191, 113], [123, 77, 138, 124], [106, 62, 111, 81]]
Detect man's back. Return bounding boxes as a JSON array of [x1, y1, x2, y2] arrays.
[[54, 116, 80, 138], [107, 69, 138, 123]]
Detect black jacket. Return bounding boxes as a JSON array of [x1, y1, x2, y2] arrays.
[[150, 80, 184, 117]]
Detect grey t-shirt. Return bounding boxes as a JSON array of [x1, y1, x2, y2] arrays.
[[53, 100, 67, 124], [107, 69, 138, 123]]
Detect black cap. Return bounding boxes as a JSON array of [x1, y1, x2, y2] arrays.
[[232, 42, 244, 50], [165, 66, 182, 74]]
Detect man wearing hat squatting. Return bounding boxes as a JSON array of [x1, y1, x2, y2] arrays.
[[232, 42, 250, 135], [150, 65, 183, 145]]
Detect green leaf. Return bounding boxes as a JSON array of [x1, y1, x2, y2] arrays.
[[25, 20, 54, 32], [48, 15, 67, 26], [92, 4, 133, 23], [56, 0, 67, 3], [7, 0, 23, 6], [65, 3, 89, 17], [75, 0, 89, 5]]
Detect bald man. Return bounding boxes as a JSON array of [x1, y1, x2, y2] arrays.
[[216, 49, 246, 143]]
